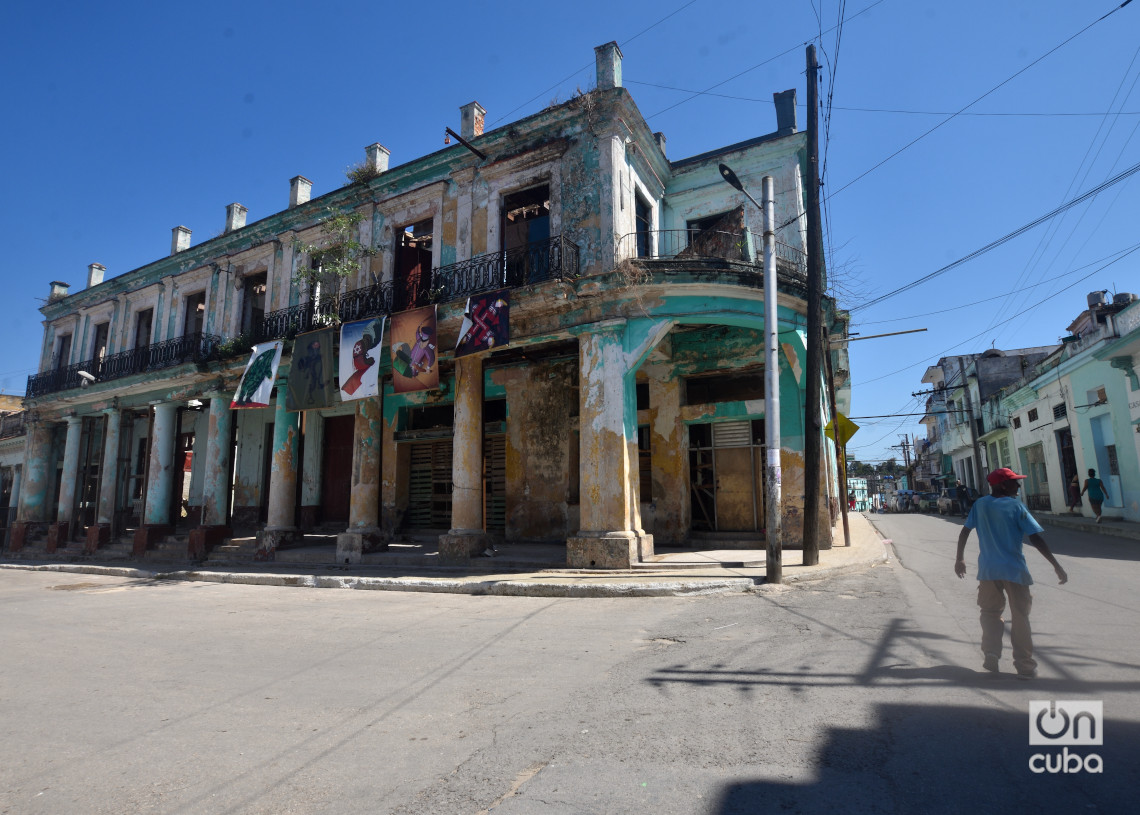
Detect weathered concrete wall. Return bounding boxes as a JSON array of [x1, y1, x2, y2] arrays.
[[499, 358, 575, 541]]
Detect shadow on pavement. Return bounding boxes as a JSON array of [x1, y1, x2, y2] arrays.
[[713, 703, 1138, 814]]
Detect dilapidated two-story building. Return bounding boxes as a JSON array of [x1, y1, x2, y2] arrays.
[[13, 43, 847, 569]]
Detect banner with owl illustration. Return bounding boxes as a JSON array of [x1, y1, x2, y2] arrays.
[[231, 341, 283, 409]]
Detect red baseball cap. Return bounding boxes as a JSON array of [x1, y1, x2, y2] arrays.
[[986, 467, 1028, 486]]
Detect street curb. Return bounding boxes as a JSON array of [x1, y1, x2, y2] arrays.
[[0, 562, 759, 598], [1038, 516, 1140, 542], [780, 542, 892, 583]]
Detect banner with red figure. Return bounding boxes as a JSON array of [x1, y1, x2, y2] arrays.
[[339, 316, 385, 401], [454, 289, 509, 358], [390, 305, 439, 394]]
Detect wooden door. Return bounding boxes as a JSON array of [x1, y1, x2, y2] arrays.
[[321, 414, 355, 523], [484, 435, 506, 533], [406, 440, 453, 529]]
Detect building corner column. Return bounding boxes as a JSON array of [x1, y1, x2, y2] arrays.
[[257, 387, 300, 559], [567, 323, 653, 568], [439, 355, 490, 563], [87, 408, 121, 553], [11, 418, 54, 552], [337, 397, 387, 564], [189, 395, 233, 561], [134, 403, 178, 555], [47, 416, 84, 552]]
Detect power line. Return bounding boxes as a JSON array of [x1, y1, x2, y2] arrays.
[[852, 242, 1140, 326], [825, 0, 1136, 202], [643, 0, 887, 122], [852, 243, 1140, 387], [850, 159, 1140, 312], [488, 0, 704, 128], [624, 81, 1140, 116]]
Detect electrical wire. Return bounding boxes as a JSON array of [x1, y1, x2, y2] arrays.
[[852, 241, 1140, 326], [623, 81, 1140, 116], [849, 158, 1140, 313], [824, 0, 1136, 202], [488, 0, 704, 128], [643, 0, 886, 122], [853, 242, 1140, 387]]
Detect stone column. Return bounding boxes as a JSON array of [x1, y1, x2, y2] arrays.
[[648, 372, 688, 545], [567, 323, 653, 568], [337, 398, 386, 563], [46, 416, 84, 551], [257, 387, 299, 559], [299, 412, 324, 529], [188, 395, 234, 561], [133, 403, 177, 554], [10, 420, 54, 551], [87, 408, 121, 552], [439, 356, 489, 562]]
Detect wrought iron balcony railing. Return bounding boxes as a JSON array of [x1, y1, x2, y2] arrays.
[[252, 282, 398, 343], [615, 229, 807, 280], [433, 235, 580, 302], [249, 236, 580, 343], [26, 332, 220, 398], [0, 411, 25, 439]]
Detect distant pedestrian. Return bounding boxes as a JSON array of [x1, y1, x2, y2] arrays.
[[1080, 468, 1110, 524], [1067, 474, 1081, 515], [954, 467, 1068, 679]]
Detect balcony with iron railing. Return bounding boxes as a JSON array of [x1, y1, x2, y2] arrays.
[[615, 229, 807, 282], [26, 332, 220, 399], [0, 411, 26, 440], [252, 235, 580, 344]]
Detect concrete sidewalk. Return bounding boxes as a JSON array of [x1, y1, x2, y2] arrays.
[[0, 514, 891, 597], [1036, 511, 1140, 541]]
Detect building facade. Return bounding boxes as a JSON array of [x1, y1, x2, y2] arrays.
[[13, 44, 847, 569]]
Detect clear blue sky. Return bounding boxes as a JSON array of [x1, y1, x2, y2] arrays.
[[3, 1, 1138, 466]]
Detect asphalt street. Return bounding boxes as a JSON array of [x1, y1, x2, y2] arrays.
[[1, 513, 1136, 814]]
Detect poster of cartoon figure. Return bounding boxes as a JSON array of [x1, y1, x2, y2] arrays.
[[339, 316, 385, 401], [390, 305, 439, 394], [455, 289, 509, 359], [287, 326, 336, 411], [231, 341, 284, 409]]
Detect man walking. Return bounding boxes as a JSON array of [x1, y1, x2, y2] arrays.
[[954, 467, 1068, 679]]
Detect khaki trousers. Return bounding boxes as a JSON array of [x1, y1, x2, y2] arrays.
[[978, 580, 1036, 674]]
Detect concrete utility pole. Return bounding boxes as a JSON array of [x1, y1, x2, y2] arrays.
[[716, 162, 783, 581], [802, 44, 825, 565], [762, 175, 783, 581], [957, 357, 986, 491]]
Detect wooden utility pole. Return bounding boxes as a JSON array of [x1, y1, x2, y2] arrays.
[[802, 44, 825, 565]]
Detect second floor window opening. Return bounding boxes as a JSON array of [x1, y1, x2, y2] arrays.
[[183, 292, 206, 336], [134, 308, 154, 350], [395, 219, 434, 311], [310, 253, 344, 318], [54, 333, 72, 370], [635, 194, 652, 258], [241, 272, 267, 335], [502, 185, 550, 252], [92, 322, 109, 362]]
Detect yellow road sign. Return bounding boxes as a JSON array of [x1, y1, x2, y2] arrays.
[[825, 413, 860, 446]]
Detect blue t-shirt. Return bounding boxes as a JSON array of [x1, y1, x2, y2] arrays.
[[964, 495, 1044, 585]]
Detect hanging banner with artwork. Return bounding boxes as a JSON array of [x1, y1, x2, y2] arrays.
[[287, 326, 337, 411], [390, 305, 439, 394], [455, 289, 509, 359], [231, 341, 284, 409], [339, 316, 386, 401]]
